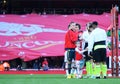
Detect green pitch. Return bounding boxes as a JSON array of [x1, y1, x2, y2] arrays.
[[0, 74, 120, 84]]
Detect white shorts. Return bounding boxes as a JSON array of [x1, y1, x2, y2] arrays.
[[75, 59, 85, 69], [64, 51, 67, 62]]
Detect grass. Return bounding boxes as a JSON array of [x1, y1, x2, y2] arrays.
[[0, 74, 120, 84]]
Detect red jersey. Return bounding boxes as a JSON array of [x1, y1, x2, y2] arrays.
[[64, 30, 78, 49], [75, 40, 83, 61], [75, 48, 83, 61]]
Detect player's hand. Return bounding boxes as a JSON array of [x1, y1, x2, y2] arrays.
[[85, 47, 88, 51], [88, 54, 93, 58]]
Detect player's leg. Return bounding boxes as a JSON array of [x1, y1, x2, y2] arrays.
[[67, 50, 73, 79], [85, 59, 91, 78], [100, 48, 107, 79], [64, 51, 69, 77], [75, 60, 80, 78], [93, 49, 101, 79], [71, 59, 76, 78], [70, 50, 76, 78], [79, 59, 85, 78], [89, 59, 95, 79]]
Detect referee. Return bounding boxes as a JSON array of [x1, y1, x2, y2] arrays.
[[87, 21, 107, 79]]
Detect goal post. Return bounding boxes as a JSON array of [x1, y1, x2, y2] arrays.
[[111, 5, 119, 77]]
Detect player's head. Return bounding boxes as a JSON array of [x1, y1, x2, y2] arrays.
[[86, 22, 92, 32], [88, 23, 95, 32], [75, 40, 80, 47], [92, 21, 98, 29], [68, 22, 76, 30], [88, 21, 98, 32], [75, 23, 81, 32]]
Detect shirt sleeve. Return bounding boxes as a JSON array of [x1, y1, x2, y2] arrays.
[[88, 32, 94, 54]]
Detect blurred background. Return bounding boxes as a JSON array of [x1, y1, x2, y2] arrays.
[[0, 0, 119, 15]]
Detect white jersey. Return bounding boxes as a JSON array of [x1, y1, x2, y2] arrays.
[[81, 30, 90, 50], [88, 27, 107, 53], [82, 30, 90, 42]]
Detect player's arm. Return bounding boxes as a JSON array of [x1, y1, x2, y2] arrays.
[[88, 33, 94, 55], [75, 47, 87, 54]]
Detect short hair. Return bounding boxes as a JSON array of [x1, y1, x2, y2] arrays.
[[86, 22, 92, 29], [68, 22, 74, 29], [76, 23, 81, 29], [89, 24, 93, 28], [92, 21, 98, 26]]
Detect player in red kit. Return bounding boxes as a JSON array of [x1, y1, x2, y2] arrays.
[[64, 22, 80, 78]]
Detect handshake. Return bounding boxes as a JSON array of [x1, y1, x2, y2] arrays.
[[75, 47, 88, 54]]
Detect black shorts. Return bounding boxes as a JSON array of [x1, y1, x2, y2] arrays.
[[83, 42, 92, 61], [84, 51, 92, 61], [93, 48, 106, 63], [67, 50, 75, 62]]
